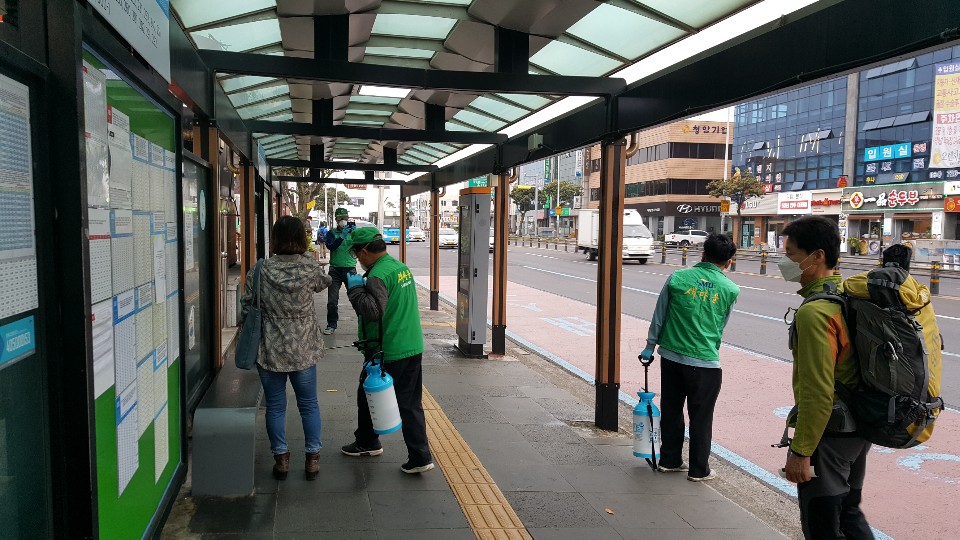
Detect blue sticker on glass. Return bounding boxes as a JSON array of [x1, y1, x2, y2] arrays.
[[0, 316, 36, 367]]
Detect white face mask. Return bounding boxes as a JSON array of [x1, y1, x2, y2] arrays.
[[778, 253, 813, 283], [359, 261, 369, 272], [337, 219, 347, 228]]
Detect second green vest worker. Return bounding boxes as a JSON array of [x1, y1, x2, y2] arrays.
[[321, 207, 357, 334]]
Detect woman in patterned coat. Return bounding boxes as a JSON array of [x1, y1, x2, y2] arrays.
[[239, 215, 332, 481]]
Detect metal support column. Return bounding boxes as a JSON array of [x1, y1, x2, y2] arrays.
[[430, 187, 441, 310], [240, 164, 256, 284], [492, 170, 516, 355], [399, 196, 407, 263], [595, 136, 630, 431], [205, 127, 224, 368]]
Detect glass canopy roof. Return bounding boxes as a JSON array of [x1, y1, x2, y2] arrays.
[[171, 0, 758, 167]]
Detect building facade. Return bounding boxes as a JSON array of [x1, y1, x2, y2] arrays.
[[732, 42, 960, 256], [586, 121, 729, 239]]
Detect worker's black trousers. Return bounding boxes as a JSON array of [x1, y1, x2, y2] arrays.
[[355, 353, 432, 465], [658, 358, 722, 478]]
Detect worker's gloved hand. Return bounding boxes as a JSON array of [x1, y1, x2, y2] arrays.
[[639, 347, 655, 362], [346, 272, 365, 290], [343, 224, 356, 234]]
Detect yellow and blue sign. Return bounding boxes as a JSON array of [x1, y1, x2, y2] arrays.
[[0, 316, 35, 367], [864, 142, 911, 162]]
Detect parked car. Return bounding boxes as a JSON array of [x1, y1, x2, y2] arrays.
[[489, 228, 495, 252], [382, 227, 402, 244], [664, 229, 709, 247], [408, 226, 426, 242], [438, 227, 458, 248]]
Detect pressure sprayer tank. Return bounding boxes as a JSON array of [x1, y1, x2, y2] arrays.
[[363, 361, 402, 435], [633, 391, 661, 459]]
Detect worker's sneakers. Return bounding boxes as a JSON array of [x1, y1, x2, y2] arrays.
[[657, 462, 689, 473], [322, 326, 336, 335], [687, 470, 718, 482], [272, 452, 290, 480], [400, 460, 435, 474], [341, 441, 384, 457]]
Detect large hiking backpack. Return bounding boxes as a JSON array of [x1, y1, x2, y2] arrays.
[[796, 266, 943, 448]]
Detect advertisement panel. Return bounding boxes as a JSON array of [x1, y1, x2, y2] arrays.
[[864, 142, 912, 162], [930, 61, 960, 168], [90, 0, 171, 82]]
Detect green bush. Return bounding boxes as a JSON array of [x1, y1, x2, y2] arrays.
[[846, 237, 861, 255]]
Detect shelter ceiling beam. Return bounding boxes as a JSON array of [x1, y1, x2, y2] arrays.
[[247, 120, 506, 144], [269, 159, 436, 173], [198, 50, 626, 96]]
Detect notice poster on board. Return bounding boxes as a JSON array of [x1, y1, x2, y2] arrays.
[[0, 73, 39, 323], [82, 51, 181, 536]]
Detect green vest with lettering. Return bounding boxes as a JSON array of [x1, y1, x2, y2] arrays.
[[330, 227, 357, 268], [657, 262, 740, 362], [359, 254, 424, 361]]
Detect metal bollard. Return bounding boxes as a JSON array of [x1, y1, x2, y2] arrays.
[[931, 262, 941, 296], [565, 241, 569, 252], [760, 251, 767, 275], [682, 247, 688, 266], [834, 257, 842, 276], [661, 244, 667, 264], [537, 237, 541, 248], [554, 241, 558, 250], [730, 254, 737, 272]]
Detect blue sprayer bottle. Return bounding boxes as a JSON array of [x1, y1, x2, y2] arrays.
[[633, 391, 661, 459], [362, 357, 402, 435]]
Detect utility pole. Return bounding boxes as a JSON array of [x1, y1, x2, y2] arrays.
[[377, 185, 385, 228], [721, 107, 731, 234]]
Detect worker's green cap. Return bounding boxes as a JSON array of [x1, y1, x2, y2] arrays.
[[335, 207, 349, 217], [351, 227, 382, 244]]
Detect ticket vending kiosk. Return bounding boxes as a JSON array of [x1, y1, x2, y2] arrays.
[[455, 188, 491, 357]]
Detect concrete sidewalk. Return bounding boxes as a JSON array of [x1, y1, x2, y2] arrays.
[[162, 286, 783, 539]]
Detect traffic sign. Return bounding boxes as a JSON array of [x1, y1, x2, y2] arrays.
[[720, 200, 730, 213], [556, 206, 562, 215]]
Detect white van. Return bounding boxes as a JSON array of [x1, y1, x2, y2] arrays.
[[577, 209, 654, 264]]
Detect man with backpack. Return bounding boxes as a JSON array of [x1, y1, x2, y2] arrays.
[[843, 244, 943, 447], [315, 221, 328, 258], [779, 216, 873, 539]]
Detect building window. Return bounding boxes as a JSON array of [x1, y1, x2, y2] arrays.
[[590, 188, 600, 201]]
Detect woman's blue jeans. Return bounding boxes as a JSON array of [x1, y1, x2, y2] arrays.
[[257, 364, 322, 455]]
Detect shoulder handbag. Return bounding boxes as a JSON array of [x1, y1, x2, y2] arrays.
[[235, 259, 264, 370]]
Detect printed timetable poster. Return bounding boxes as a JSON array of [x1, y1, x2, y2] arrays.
[[82, 50, 181, 540], [0, 72, 39, 355]]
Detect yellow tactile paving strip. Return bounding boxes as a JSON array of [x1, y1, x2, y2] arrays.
[[422, 388, 532, 540]]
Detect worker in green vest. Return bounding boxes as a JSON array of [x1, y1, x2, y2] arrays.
[[641, 233, 740, 481], [321, 208, 357, 334], [339, 227, 433, 474]]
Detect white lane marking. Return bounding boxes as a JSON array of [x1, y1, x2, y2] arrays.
[[937, 314, 960, 321], [739, 285, 766, 291], [524, 266, 789, 322]]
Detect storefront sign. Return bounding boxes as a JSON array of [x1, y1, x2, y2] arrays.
[[810, 190, 843, 215], [929, 169, 960, 180], [90, 0, 171, 82], [681, 124, 728, 135], [739, 195, 779, 215], [864, 142, 912, 162], [945, 196, 960, 212], [945, 181, 960, 195], [777, 191, 812, 214], [843, 182, 945, 212], [931, 62, 960, 168], [628, 201, 721, 216]]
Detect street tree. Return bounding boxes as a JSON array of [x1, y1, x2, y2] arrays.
[[510, 185, 537, 235], [706, 167, 765, 218], [537, 180, 583, 208], [276, 166, 346, 222]]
